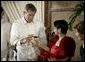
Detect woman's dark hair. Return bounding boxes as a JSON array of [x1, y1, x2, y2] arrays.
[[25, 3, 37, 12], [54, 20, 68, 34], [74, 21, 84, 34]]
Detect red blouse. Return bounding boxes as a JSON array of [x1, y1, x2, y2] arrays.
[[40, 35, 76, 59]]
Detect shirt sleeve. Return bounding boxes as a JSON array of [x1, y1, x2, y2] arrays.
[[10, 22, 20, 46], [40, 46, 66, 59], [50, 46, 66, 59]]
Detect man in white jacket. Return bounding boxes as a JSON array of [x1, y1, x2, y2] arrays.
[[10, 3, 47, 61]]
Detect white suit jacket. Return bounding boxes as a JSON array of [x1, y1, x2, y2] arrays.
[[10, 17, 47, 61]]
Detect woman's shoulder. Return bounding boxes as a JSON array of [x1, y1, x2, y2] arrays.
[[64, 36, 75, 41], [64, 36, 76, 45]]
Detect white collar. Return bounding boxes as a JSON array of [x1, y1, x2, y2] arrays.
[[22, 17, 34, 24]]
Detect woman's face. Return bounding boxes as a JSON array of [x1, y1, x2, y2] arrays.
[[53, 27, 59, 35], [75, 30, 84, 41]]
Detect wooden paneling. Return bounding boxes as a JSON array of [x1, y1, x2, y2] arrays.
[[44, 1, 52, 41]]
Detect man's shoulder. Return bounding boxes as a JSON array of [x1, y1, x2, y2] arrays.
[[13, 17, 23, 25]]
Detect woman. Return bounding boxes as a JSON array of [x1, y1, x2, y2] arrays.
[[74, 21, 84, 61], [32, 20, 76, 61]]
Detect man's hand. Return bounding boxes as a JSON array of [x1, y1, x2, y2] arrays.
[[20, 34, 35, 44], [20, 38, 28, 44], [20, 36, 32, 44]]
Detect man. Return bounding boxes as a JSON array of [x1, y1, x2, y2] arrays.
[[10, 3, 47, 61]]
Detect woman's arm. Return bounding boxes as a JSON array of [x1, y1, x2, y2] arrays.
[[31, 37, 50, 52]]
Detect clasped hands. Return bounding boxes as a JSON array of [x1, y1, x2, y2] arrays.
[[20, 34, 39, 45]]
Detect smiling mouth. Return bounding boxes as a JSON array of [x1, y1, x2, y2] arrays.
[[25, 19, 32, 23]]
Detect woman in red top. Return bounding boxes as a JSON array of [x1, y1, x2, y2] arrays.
[[39, 20, 76, 61], [31, 20, 76, 61]]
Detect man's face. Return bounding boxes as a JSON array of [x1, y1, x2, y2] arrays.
[[24, 10, 36, 23]]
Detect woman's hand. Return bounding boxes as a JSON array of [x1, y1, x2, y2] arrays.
[[31, 37, 50, 51], [31, 37, 38, 45]]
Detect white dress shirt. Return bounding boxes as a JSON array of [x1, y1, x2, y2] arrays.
[[10, 17, 47, 61]]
